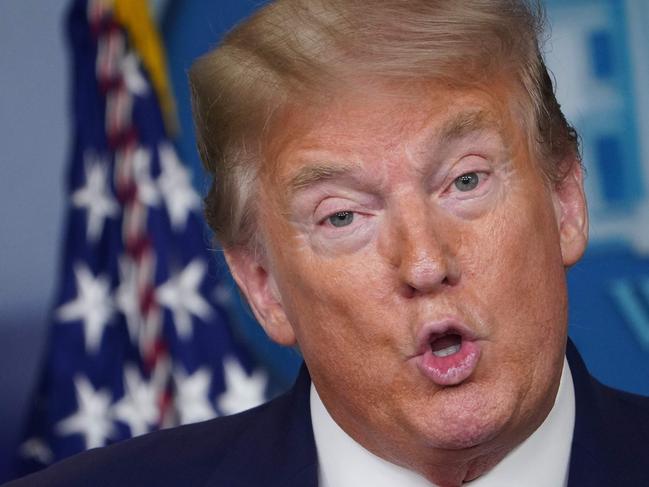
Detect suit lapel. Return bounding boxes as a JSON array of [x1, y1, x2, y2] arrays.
[[206, 364, 319, 487], [270, 364, 319, 487], [566, 340, 619, 487]]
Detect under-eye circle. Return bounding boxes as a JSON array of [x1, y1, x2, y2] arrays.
[[328, 211, 354, 227], [454, 172, 480, 192]]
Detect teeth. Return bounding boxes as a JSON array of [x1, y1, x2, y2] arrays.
[[432, 344, 461, 358]]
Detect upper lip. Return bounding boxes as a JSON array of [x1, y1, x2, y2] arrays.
[[413, 319, 480, 356]]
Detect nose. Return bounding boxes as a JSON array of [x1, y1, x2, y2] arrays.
[[380, 197, 460, 298]]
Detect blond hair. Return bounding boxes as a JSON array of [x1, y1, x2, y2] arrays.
[[189, 0, 579, 250]]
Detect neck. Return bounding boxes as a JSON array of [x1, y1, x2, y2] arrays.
[[376, 431, 529, 487]]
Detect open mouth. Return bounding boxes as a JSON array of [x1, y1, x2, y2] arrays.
[[430, 333, 463, 358], [414, 323, 482, 386]]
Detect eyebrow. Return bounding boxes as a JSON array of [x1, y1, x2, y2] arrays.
[[287, 161, 364, 197], [437, 109, 504, 145]]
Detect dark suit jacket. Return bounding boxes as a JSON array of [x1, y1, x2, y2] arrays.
[[5, 340, 649, 486]]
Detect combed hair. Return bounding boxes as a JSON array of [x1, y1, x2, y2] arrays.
[[189, 0, 579, 250]]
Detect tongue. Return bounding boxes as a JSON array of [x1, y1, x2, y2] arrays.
[[430, 334, 462, 357]]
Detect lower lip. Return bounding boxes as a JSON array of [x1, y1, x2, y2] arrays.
[[416, 340, 481, 386]]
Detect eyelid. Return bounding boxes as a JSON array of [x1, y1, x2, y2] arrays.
[[427, 153, 484, 187], [315, 199, 354, 222], [321, 208, 372, 224], [314, 193, 379, 221]]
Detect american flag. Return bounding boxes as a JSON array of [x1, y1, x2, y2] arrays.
[[14, 0, 267, 476]]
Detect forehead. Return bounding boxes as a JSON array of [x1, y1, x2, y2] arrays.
[[264, 80, 525, 178]]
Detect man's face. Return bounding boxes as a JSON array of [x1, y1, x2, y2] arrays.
[[229, 80, 587, 472]]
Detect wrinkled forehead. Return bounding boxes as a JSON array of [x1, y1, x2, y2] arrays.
[[258, 77, 530, 187]]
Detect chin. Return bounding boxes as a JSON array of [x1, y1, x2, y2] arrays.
[[413, 382, 517, 451], [425, 417, 504, 451]]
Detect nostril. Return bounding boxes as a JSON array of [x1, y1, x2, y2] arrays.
[[403, 283, 417, 299]]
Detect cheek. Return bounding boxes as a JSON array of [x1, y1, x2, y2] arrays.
[[279, 255, 367, 325], [471, 191, 568, 344], [279, 252, 396, 366]]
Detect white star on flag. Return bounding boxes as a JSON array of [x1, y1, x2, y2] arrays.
[[156, 258, 212, 339], [112, 365, 164, 437], [121, 52, 149, 96], [174, 367, 217, 424], [56, 376, 115, 449], [72, 153, 119, 242], [56, 263, 114, 353], [217, 357, 267, 415], [157, 143, 200, 230]]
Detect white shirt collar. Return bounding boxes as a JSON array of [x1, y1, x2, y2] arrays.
[[311, 357, 575, 487]]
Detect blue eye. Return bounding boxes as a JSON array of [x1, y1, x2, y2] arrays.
[[454, 172, 480, 192], [328, 211, 354, 227]]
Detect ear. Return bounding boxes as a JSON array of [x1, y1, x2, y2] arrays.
[[552, 160, 589, 267], [224, 248, 297, 346]]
